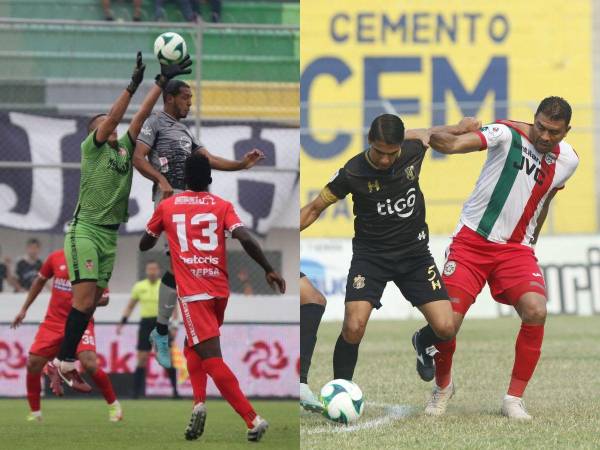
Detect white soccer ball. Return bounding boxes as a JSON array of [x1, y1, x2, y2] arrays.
[[153, 32, 188, 65], [320, 379, 364, 424]]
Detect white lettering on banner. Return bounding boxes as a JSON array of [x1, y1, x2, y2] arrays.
[[0, 113, 75, 230], [0, 323, 298, 397], [301, 238, 600, 320]]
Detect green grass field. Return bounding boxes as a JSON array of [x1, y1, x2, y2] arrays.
[[301, 316, 600, 450], [0, 399, 298, 450]]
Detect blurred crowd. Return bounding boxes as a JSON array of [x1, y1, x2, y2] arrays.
[[101, 0, 222, 23]]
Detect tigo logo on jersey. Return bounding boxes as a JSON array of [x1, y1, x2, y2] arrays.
[[353, 274, 365, 289], [376, 188, 416, 218], [443, 261, 456, 276]]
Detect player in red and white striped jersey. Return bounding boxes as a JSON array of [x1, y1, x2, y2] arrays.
[[425, 97, 578, 419]]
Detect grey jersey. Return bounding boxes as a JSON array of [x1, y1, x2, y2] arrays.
[[138, 111, 203, 196]]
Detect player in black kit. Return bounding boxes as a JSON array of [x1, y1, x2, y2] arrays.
[[300, 114, 481, 393]]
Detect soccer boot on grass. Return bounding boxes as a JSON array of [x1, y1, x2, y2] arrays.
[[45, 362, 64, 396], [247, 416, 269, 442], [300, 383, 324, 414], [53, 359, 92, 393], [149, 329, 172, 369], [424, 381, 455, 416], [501, 395, 532, 420], [26, 411, 42, 422], [412, 331, 438, 382], [108, 401, 123, 422], [185, 402, 207, 440]]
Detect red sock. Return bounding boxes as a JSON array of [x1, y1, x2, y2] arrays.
[[434, 338, 456, 389], [508, 323, 544, 397], [202, 357, 256, 428], [184, 345, 207, 404], [91, 369, 117, 404], [26, 371, 41, 412]]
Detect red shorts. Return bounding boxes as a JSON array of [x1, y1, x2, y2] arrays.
[[442, 226, 546, 313], [29, 320, 96, 360], [179, 298, 228, 346]]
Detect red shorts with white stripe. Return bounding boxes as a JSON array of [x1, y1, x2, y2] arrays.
[[441, 226, 546, 314], [29, 320, 96, 359], [179, 298, 228, 346]]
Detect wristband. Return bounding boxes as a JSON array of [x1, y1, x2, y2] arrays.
[[120, 316, 128, 325]]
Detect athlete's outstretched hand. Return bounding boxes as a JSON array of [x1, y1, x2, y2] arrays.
[[266, 271, 286, 294], [156, 55, 193, 87], [11, 308, 26, 329], [127, 51, 146, 95], [241, 149, 265, 169], [158, 179, 174, 201], [458, 117, 482, 134]]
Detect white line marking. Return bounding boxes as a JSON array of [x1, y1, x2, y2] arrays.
[[301, 402, 415, 435]]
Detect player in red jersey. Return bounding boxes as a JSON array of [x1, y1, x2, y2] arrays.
[[139, 152, 286, 442], [11, 249, 121, 422]]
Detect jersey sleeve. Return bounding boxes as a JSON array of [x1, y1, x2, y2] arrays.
[[476, 124, 512, 151], [38, 253, 54, 280], [80, 130, 103, 157], [224, 202, 244, 233], [146, 202, 165, 238], [137, 115, 159, 149], [323, 167, 351, 202], [130, 282, 140, 300]]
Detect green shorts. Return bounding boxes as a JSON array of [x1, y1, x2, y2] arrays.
[[64, 219, 118, 289]]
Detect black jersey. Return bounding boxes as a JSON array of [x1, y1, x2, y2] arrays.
[[324, 140, 429, 257]]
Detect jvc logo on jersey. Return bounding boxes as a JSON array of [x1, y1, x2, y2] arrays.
[[376, 188, 416, 218], [513, 155, 545, 185], [179, 254, 220, 265]]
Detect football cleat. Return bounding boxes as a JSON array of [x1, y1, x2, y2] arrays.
[[184, 402, 207, 440], [108, 401, 123, 422], [300, 383, 324, 414], [412, 331, 438, 382], [45, 361, 65, 396], [53, 359, 92, 393], [26, 412, 42, 422], [247, 416, 268, 442], [424, 381, 455, 416], [149, 329, 172, 368], [501, 395, 532, 420]]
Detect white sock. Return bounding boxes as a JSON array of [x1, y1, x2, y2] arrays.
[[504, 394, 521, 401], [30, 410, 42, 417], [193, 402, 205, 411]]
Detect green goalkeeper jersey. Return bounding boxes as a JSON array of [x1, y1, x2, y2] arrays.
[[73, 131, 135, 225]]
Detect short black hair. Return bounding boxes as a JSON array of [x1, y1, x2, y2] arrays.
[[87, 113, 107, 133], [26, 238, 40, 247], [163, 79, 190, 102], [535, 96, 572, 126], [184, 152, 212, 192], [368, 114, 405, 145]]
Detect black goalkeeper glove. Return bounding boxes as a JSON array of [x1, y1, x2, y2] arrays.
[[126, 51, 146, 95], [155, 54, 193, 88]]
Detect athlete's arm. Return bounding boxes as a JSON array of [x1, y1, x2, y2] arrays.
[[10, 275, 47, 328], [132, 141, 174, 198], [128, 85, 162, 140], [429, 131, 485, 155], [95, 52, 146, 145], [196, 147, 265, 171], [116, 297, 138, 335], [300, 193, 335, 231], [232, 227, 286, 293], [406, 117, 482, 148], [139, 232, 158, 251], [531, 188, 559, 246]]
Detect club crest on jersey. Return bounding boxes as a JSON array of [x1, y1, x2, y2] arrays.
[[118, 147, 127, 157], [544, 153, 556, 165], [367, 180, 381, 193], [85, 259, 94, 270], [405, 165, 416, 181], [353, 274, 366, 289], [443, 261, 456, 276]]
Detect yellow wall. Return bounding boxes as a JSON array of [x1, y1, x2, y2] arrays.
[[301, 0, 594, 237]]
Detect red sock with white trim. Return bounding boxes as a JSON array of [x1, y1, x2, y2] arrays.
[[91, 369, 117, 404], [26, 371, 41, 412], [202, 357, 256, 428], [184, 344, 207, 404], [434, 338, 456, 389], [508, 323, 544, 397]]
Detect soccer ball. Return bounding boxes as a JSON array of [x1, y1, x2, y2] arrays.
[[320, 379, 364, 424], [153, 32, 187, 65]]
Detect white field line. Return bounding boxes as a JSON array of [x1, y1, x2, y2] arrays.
[[301, 402, 415, 435]]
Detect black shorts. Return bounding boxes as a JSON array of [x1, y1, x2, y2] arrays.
[[137, 317, 157, 351], [345, 251, 448, 309]]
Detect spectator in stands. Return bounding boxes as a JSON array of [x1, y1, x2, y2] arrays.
[[0, 246, 12, 292], [14, 239, 43, 292], [102, 0, 143, 22], [155, 0, 221, 23]]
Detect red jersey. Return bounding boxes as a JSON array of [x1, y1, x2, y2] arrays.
[[39, 249, 108, 324], [146, 191, 244, 301]]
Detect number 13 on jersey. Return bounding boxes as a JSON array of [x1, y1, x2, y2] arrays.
[[173, 213, 218, 252]]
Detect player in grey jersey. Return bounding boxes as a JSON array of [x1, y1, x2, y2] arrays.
[[133, 79, 265, 367]]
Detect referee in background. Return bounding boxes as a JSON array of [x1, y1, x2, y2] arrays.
[[117, 260, 179, 398]]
